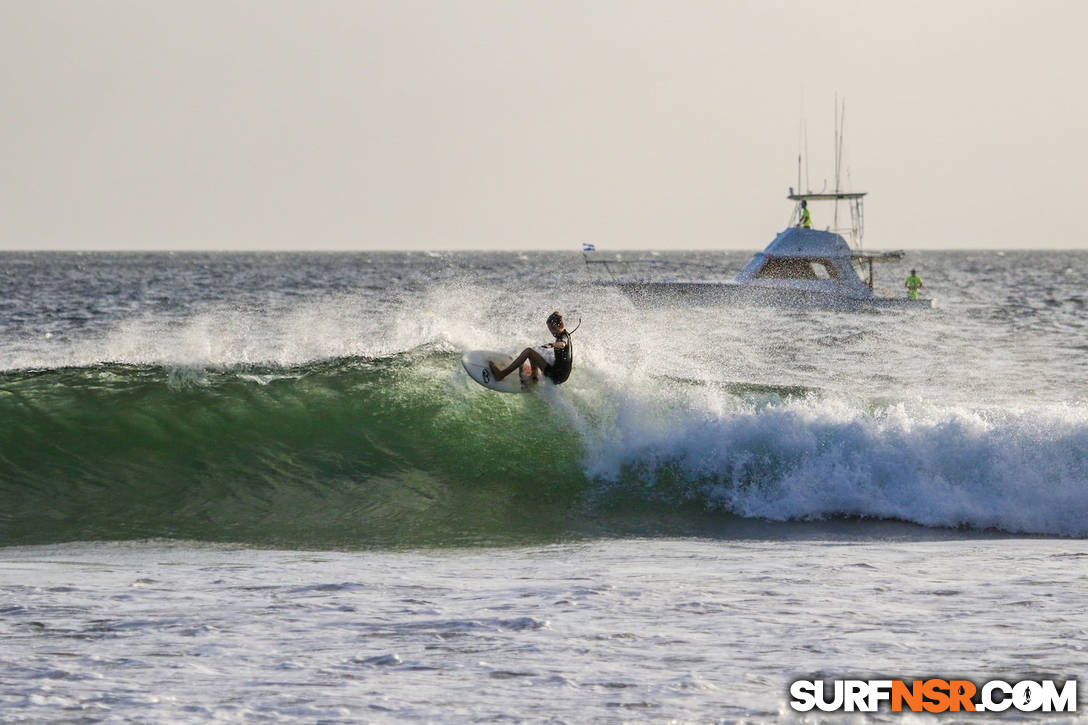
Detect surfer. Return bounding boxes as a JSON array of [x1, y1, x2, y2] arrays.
[[489, 312, 573, 385]]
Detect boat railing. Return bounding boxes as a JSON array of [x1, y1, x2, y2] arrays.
[[850, 250, 905, 290], [583, 253, 722, 283]]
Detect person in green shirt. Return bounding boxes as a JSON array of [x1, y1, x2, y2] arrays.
[[799, 200, 812, 229], [905, 269, 923, 300]]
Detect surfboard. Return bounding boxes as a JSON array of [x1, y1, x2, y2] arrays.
[[461, 350, 538, 394]]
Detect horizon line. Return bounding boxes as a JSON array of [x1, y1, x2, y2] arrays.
[[1, 246, 1085, 254]]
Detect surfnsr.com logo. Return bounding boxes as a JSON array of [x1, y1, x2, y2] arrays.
[[789, 679, 1077, 713]]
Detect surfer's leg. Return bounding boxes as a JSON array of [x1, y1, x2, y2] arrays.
[[491, 348, 549, 381], [523, 349, 550, 381], [491, 349, 530, 380]]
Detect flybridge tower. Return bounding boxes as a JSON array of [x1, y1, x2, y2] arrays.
[[788, 96, 866, 250]]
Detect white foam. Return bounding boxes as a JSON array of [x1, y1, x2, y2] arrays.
[[566, 375, 1088, 536]]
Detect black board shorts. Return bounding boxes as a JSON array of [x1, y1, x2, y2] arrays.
[[543, 364, 570, 385]]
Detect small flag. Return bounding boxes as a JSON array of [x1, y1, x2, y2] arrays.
[[582, 242, 596, 252]]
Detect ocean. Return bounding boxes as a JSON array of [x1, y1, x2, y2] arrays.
[[1, 250, 1086, 722]]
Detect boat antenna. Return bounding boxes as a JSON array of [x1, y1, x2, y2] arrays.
[[837, 98, 846, 191], [797, 92, 804, 194], [804, 117, 810, 193], [802, 96, 810, 194], [833, 95, 846, 232], [835, 94, 844, 193]]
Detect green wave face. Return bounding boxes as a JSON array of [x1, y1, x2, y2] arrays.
[[0, 354, 588, 549]]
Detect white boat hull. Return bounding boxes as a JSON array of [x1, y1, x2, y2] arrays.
[[599, 280, 934, 310]]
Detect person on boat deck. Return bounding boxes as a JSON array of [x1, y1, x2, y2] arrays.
[[799, 200, 812, 229], [489, 312, 572, 385], [905, 269, 924, 300]]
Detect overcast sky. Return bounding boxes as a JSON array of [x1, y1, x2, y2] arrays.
[[1, 0, 1086, 251]]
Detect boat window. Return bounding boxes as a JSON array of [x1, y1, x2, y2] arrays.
[[756, 258, 839, 280]]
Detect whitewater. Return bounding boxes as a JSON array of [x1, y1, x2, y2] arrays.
[[1, 250, 1086, 721]]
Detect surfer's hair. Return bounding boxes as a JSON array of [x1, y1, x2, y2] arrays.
[[546, 312, 563, 327]]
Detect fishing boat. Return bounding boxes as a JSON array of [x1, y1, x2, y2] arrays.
[[587, 105, 933, 310], [588, 193, 931, 310]]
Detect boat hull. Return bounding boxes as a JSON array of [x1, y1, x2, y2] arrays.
[[598, 281, 934, 310]]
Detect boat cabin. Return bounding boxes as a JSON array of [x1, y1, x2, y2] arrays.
[[735, 227, 902, 298], [733, 191, 903, 299]]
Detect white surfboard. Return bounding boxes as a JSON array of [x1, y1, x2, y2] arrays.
[[461, 349, 539, 394]]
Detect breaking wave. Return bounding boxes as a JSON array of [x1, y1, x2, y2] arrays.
[[2, 351, 1086, 549]]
